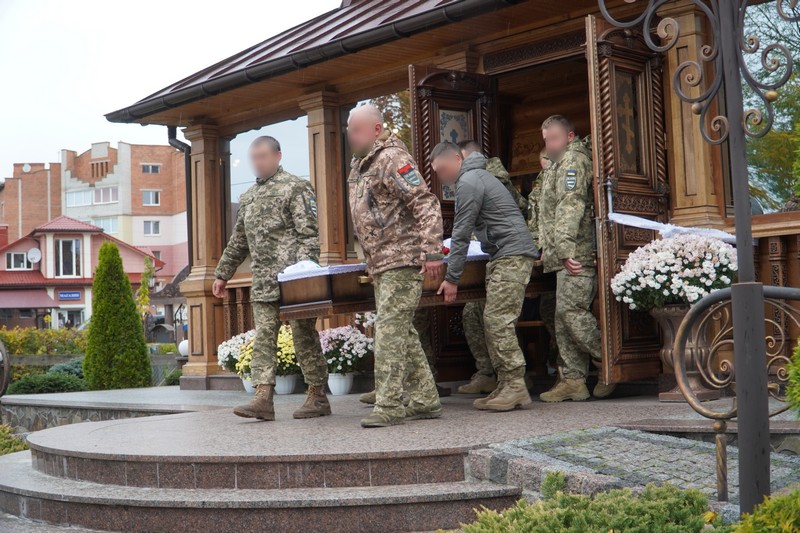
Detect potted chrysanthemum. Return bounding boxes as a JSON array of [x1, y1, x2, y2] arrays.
[[217, 330, 255, 392], [611, 234, 737, 401], [321, 325, 373, 395], [274, 325, 301, 394]]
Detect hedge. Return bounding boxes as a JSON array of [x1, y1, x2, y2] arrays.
[[6, 372, 87, 395], [0, 326, 86, 355]]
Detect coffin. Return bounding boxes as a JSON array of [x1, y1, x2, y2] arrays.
[[278, 255, 554, 320]]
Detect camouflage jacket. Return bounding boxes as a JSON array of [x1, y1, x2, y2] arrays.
[[538, 139, 597, 273], [526, 169, 549, 251], [348, 133, 443, 275], [486, 157, 529, 221], [215, 166, 319, 302]]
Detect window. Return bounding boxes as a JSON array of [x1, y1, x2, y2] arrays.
[[6, 252, 31, 270], [66, 190, 93, 207], [0, 309, 12, 319], [55, 239, 81, 277], [94, 186, 118, 204], [18, 309, 35, 319], [143, 221, 160, 236], [152, 250, 161, 260], [93, 217, 118, 234], [142, 164, 161, 174], [142, 190, 161, 206]]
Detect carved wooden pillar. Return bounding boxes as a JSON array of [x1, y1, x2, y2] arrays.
[[179, 124, 229, 389], [768, 236, 788, 357], [300, 92, 346, 266], [659, 3, 726, 229]]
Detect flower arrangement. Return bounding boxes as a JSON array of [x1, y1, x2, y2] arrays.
[[611, 234, 738, 312], [217, 330, 255, 373], [275, 325, 300, 376], [320, 325, 373, 374], [354, 312, 377, 329]]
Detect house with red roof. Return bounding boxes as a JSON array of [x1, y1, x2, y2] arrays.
[[0, 215, 163, 329]]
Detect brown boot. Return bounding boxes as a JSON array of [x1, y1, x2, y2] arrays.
[[475, 378, 532, 412], [234, 384, 275, 420], [593, 382, 617, 399], [293, 384, 332, 419], [540, 378, 590, 403]]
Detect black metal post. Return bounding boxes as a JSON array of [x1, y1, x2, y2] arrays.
[[717, 1, 770, 513]]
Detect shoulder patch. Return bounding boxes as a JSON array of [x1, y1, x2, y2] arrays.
[[306, 195, 318, 217], [397, 163, 421, 186], [565, 169, 578, 191]]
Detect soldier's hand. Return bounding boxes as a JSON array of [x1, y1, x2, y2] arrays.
[[562, 258, 583, 275], [437, 280, 458, 303], [420, 260, 444, 280], [212, 279, 228, 299]]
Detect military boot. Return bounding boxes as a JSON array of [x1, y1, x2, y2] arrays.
[[539, 378, 590, 403], [293, 384, 332, 419], [405, 402, 443, 420], [457, 373, 497, 394], [359, 390, 410, 406], [361, 411, 405, 428], [475, 378, 532, 412], [233, 384, 275, 420], [593, 382, 617, 399]]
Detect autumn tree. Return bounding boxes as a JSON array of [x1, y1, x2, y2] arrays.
[[368, 90, 412, 149]]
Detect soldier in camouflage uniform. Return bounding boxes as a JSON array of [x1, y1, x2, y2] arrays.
[[432, 141, 536, 412], [212, 136, 330, 421], [347, 104, 444, 428], [536, 116, 615, 402], [454, 140, 530, 395]]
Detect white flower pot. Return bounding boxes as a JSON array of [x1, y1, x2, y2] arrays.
[[241, 376, 255, 393], [275, 374, 299, 395], [327, 372, 354, 396]]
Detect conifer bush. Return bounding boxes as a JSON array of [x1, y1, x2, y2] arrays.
[[83, 242, 152, 389]]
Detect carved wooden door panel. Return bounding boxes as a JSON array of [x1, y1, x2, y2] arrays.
[[408, 65, 495, 238], [585, 15, 669, 384]]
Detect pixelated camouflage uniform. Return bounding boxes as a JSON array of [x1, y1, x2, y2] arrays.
[[461, 157, 527, 377], [538, 139, 601, 379], [348, 132, 443, 417], [447, 152, 536, 382], [215, 166, 328, 387], [412, 308, 438, 378], [527, 168, 558, 365]]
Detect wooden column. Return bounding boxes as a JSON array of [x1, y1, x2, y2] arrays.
[[300, 92, 346, 266], [660, 3, 726, 229], [179, 124, 231, 390]]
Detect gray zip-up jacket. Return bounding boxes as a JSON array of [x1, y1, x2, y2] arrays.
[[446, 152, 536, 284]]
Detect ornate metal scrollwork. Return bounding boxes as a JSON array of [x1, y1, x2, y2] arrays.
[[598, 0, 797, 144]]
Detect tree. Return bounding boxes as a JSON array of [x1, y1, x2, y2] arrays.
[[368, 90, 412, 149], [83, 242, 152, 390], [135, 257, 155, 317]]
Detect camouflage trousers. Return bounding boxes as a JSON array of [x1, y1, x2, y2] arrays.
[[462, 302, 494, 376], [250, 302, 328, 387], [412, 308, 437, 379], [484, 256, 534, 381], [554, 268, 602, 379], [372, 267, 440, 418]]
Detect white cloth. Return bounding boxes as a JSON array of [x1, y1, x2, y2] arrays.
[[608, 212, 737, 244], [277, 260, 327, 282], [443, 238, 490, 260]]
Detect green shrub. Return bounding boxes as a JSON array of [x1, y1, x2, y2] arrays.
[[0, 326, 87, 355], [10, 365, 46, 382], [47, 358, 84, 378], [7, 372, 87, 395], [734, 490, 800, 533], [83, 242, 152, 390], [159, 343, 178, 355], [541, 471, 566, 500], [788, 341, 800, 418], [0, 425, 27, 456], [164, 369, 182, 386], [454, 484, 730, 533]]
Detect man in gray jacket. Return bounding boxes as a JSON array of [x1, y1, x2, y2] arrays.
[[431, 141, 537, 412]]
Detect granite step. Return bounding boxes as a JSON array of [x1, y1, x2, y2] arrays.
[[0, 452, 520, 533]]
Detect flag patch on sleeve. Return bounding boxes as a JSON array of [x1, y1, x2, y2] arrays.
[[565, 169, 578, 190], [398, 164, 421, 186], [307, 195, 318, 217]]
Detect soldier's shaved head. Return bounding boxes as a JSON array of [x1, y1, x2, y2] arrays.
[[250, 135, 281, 153], [249, 135, 283, 181], [347, 104, 387, 158], [457, 140, 482, 158], [542, 115, 576, 160]]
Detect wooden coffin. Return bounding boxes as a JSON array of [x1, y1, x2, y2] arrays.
[[278, 257, 553, 320]]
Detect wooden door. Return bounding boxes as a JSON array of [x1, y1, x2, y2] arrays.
[[585, 15, 669, 384], [408, 65, 495, 238], [409, 65, 496, 381]]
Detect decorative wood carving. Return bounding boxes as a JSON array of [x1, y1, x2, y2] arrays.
[[483, 32, 586, 73]]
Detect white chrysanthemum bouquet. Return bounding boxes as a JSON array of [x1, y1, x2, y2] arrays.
[[611, 234, 738, 311], [320, 325, 373, 374], [217, 329, 255, 373]]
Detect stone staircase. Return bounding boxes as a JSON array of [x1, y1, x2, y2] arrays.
[[0, 416, 520, 533]]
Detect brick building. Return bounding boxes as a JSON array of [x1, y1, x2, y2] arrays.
[[0, 142, 188, 288]]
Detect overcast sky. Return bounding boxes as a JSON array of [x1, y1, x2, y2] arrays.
[[0, 0, 340, 199]]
